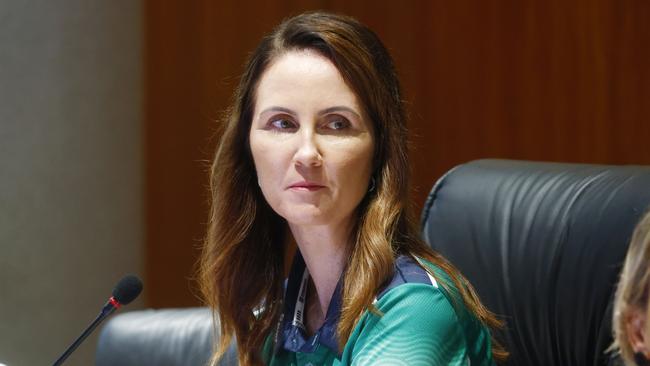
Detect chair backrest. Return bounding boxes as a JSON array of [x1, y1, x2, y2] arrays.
[[421, 159, 650, 366], [95, 307, 237, 366]]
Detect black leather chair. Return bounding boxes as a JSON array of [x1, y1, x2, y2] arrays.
[[421, 159, 650, 366], [96, 159, 650, 365], [95, 307, 236, 366]]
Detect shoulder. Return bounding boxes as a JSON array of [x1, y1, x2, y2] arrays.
[[344, 287, 470, 365], [373, 255, 462, 330], [340, 255, 472, 365], [376, 254, 452, 300], [374, 254, 483, 342], [341, 255, 495, 365]]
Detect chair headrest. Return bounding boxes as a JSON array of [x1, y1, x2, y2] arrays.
[[96, 307, 237, 366], [421, 159, 650, 366]]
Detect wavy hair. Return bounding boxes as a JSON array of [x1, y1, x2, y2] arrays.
[[199, 11, 507, 365], [611, 210, 650, 365]]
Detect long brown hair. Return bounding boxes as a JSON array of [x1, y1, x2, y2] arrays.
[[199, 11, 507, 365]]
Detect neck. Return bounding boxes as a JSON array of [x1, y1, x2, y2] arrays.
[[289, 218, 352, 316]]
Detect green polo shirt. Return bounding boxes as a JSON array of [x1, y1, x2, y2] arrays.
[[263, 254, 495, 365]]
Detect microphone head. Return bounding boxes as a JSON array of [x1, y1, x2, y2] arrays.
[[112, 275, 143, 305]]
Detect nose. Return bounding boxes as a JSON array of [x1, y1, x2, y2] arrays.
[[293, 131, 322, 167]]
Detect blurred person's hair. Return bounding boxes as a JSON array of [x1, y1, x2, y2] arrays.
[[198, 11, 507, 365], [612, 210, 650, 365]]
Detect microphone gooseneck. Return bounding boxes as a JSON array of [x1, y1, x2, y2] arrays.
[[52, 275, 143, 366]]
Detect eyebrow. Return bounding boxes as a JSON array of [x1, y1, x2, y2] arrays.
[[318, 106, 362, 119], [258, 106, 296, 116], [258, 106, 362, 119]]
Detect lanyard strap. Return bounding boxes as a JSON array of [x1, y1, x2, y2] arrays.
[[273, 267, 310, 355], [292, 267, 310, 329]]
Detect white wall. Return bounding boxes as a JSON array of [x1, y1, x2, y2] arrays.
[[0, 1, 143, 365]]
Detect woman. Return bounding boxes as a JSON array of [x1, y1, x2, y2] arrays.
[[612, 211, 650, 366], [199, 12, 506, 365]]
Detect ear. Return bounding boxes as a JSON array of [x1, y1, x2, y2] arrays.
[[626, 307, 650, 358]]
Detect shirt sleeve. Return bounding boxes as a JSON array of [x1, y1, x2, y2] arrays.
[[346, 284, 469, 366]]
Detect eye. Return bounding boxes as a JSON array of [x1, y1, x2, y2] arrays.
[[269, 116, 296, 130], [325, 116, 350, 131]]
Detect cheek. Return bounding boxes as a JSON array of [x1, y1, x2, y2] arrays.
[[330, 144, 374, 189], [249, 136, 287, 191]]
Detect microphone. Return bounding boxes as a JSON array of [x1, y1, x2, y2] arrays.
[[52, 275, 143, 366]]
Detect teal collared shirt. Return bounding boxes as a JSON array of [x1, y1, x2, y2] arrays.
[[263, 253, 495, 366]]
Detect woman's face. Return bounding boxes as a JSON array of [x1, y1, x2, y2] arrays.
[[626, 304, 650, 360], [249, 50, 374, 227]]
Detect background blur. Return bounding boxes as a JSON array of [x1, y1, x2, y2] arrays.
[[1, 1, 648, 365]]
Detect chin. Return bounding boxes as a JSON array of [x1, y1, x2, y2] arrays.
[[278, 204, 332, 226]]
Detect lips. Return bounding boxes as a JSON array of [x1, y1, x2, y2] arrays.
[[288, 181, 326, 191]]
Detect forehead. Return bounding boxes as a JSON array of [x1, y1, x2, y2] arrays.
[[254, 49, 361, 111], [268, 49, 338, 79]]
